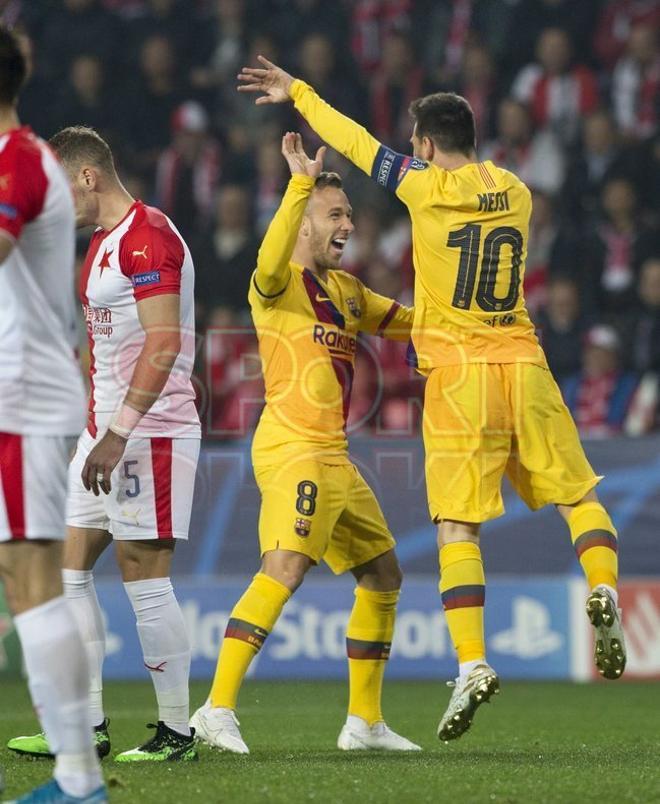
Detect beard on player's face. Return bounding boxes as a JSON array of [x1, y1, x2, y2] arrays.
[[306, 208, 353, 272], [309, 223, 345, 270]]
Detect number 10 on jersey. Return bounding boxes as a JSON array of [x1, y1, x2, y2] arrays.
[[448, 224, 523, 313]]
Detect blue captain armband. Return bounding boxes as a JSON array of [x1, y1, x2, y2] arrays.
[[370, 145, 428, 192]]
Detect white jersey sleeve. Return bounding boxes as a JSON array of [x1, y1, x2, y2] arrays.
[[0, 127, 86, 436]]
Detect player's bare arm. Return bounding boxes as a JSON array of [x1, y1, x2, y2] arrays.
[[81, 293, 182, 496], [253, 133, 324, 298]]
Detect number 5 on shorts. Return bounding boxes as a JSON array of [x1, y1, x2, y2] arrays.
[[123, 460, 141, 498]]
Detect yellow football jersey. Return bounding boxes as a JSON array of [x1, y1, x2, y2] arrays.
[[291, 80, 548, 373], [249, 174, 413, 465]]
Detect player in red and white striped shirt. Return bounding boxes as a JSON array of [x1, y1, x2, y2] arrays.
[[0, 26, 104, 803], [9, 127, 200, 764]]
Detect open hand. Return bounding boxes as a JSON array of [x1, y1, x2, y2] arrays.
[[237, 55, 295, 105], [281, 132, 326, 178]]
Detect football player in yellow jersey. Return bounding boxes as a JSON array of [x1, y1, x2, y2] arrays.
[[190, 132, 420, 753], [237, 57, 626, 741]]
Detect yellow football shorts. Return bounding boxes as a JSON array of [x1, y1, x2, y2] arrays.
[[253, 457, 395, 574], [423, 362, 601, 523]]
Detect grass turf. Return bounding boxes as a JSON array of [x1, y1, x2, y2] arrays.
[[1, 679, 659, 803]]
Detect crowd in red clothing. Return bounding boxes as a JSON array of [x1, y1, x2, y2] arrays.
[[12, 0, 660, 439]]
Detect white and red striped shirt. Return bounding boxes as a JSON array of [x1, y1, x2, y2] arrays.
[[0, 126, 86, 436], [79, 200, 200, 439]]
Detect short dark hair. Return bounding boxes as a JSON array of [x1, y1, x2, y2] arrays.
[[409, 92, 476, 156], [314, 171, 343, 190], [49, 126, 115, 175], [0, 26, 26, 106]]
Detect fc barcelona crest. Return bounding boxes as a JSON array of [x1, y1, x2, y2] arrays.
[[346, 297, 361, 318], [294, 518, 311, 537]]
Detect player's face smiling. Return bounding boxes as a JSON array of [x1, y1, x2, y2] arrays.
[[307, 187, 354, 271]]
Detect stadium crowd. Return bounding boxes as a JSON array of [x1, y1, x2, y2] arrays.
[[8, 0, 660, 438]]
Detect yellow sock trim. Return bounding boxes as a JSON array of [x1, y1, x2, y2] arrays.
[[568, 503, 618, 590], [210, 572, 290, 709], [346, 587, 399, 725], [439, 542, 486, 665]]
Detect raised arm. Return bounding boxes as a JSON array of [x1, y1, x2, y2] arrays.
[[253, 132, 325, 301], [238, 57, 430, 199]]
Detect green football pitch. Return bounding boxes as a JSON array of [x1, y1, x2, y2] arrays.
[[1, 679, 658, 803]]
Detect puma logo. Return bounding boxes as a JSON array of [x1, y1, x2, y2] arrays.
[[132, 245, 149, 259], [144, 661, 167, 673]]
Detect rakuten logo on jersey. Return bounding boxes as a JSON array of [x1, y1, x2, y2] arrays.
[[83, 304, 113, 338], [312, 324, 357, 357]]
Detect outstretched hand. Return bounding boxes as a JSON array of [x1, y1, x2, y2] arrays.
[[281, 132, 326, 179], [237, 55, 296, 105]]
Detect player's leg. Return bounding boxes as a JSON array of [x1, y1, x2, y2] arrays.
[[0, 432, 104, 801], [506, 364, 625, 679], [327, 468, 419, 751], [192, 458, 340, 753], [7, 433, 112, 764], [423, 365, 506, 741], [192, 551, 311, 754], [557, 490, 624, 679], [106, 436, 198, 762], [113, 539, 196, 761], [63, 527, 113, 755], [435, 521, 499, 741]]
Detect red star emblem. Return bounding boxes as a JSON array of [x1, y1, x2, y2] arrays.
[[98, 248, 113, 275]]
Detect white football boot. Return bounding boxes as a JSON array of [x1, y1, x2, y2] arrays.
[[586, 586, 626, 679], [189, 699, 249, 754], [337, 715, 421, 751], [437, 663, 500, 742]]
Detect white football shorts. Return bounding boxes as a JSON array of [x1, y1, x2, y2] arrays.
[[0, 432, 75, 542], [66, 428, 200, 540]]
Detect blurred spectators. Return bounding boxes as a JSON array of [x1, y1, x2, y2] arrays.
[[350, 0, 412, 75], [626, 257, 660, 373], [524, 191, 578, 314], [126, 33, 183, 176], [562, 324, 639, 438], [10, 0, 659, 437], [155, 101, 222, 241], [595, 0, 660, 69], [450, 42, 499, 145], [536, 276, 586, 381], [38, 0, 122, 82], [511, 27, 599, 145], [611, 23, 660, 141], [57, 54, 115, 141], [481, 98, 565, 195], [562, 111, 637, 225], [369, 30, 425, 152], [194, 184, 258, 316], [581, 177, 657, 315], [204, 305, 263, 437]]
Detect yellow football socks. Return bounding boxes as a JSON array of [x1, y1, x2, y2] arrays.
[[439, 542, 486, 664], [346, 587, 399, 725], [210, 572, 291, 709], [568, 502, 618, 590]]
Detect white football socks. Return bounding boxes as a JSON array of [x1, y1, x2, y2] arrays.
[[14, 596, 102, 798], [62, 568, 106, 727], [458, 658, 485, 681], [124, 577, 191, 736], [595, 583, 619, 608]]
